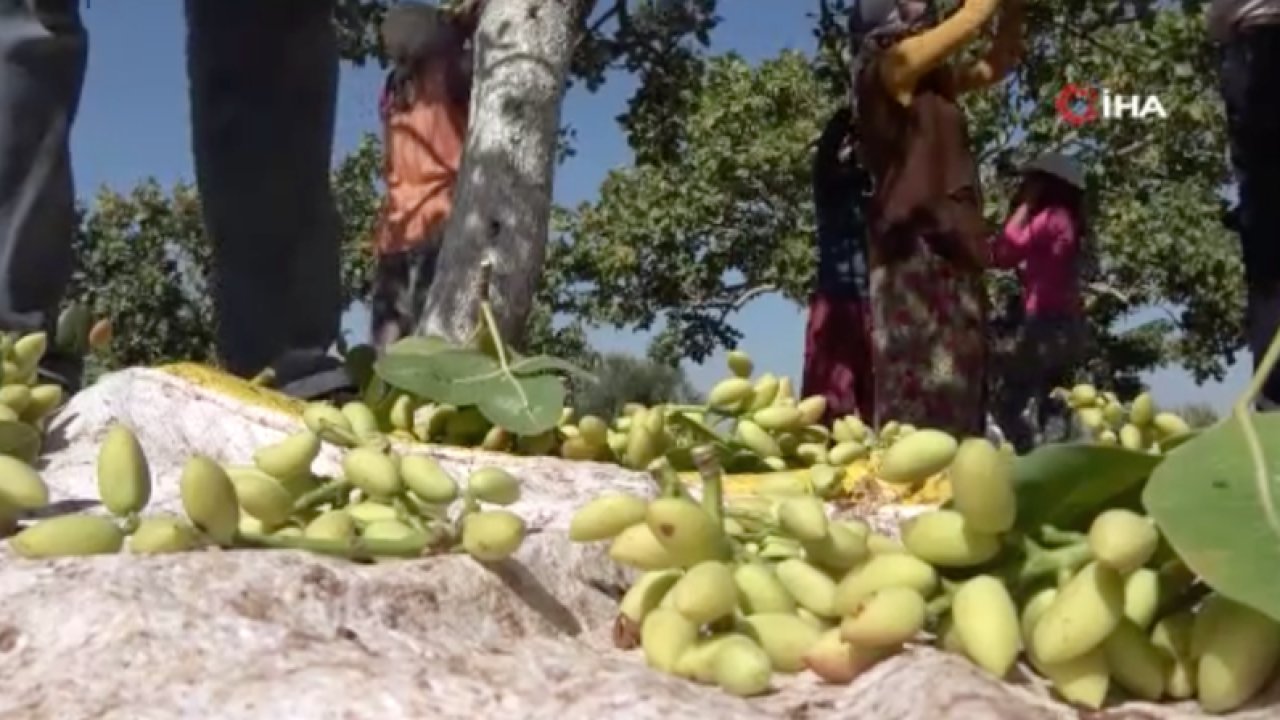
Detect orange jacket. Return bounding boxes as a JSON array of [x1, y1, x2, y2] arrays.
[[374, 65, 469, 256]]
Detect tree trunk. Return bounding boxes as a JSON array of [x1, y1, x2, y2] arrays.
[[415, 0, 586, 347]]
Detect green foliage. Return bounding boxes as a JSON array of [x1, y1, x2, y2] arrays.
[[67, 137, 383, 371], [333, 133, 384, 314], [72, 1, 1243, 398], [1145, 412, 1280, 622], [70, 0, 722, 370], [1173, 402, 1220, 429], [373, 325, 593, 436], [553, 52, 828, 363], [67, 181, 216, 369], [1013, 443, 1162, 532], [334, 0, 387, 65], [554, 0, 1243, 389], [571, 352, 702, 419]]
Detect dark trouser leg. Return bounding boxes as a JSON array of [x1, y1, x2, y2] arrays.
[[994, 341, 1036, 453], [370, 253, 410, 353], [995, 316, 1079, 452], [370, 240, 441, 354], [1221, 25, 1280, 407], [185, 0, 345, 393], [0, 0, 86, 389]]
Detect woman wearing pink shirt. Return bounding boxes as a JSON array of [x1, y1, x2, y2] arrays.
[[991, 153, 1089, 451]]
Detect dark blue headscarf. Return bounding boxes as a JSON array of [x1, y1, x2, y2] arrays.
[[847, 0, 938, 90]]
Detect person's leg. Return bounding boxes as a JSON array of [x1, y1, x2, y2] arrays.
[[802, 293, 874, 425], [370, 252, 410, 353], [185, 0, 347, 396], [0, 0, 87, 390], [1035, 316, 1084, 433], [403, 238, 442, 332], [1221, 25, 1280, 408], [802, 293, 841, 423], [993, 319, 1038, 453]]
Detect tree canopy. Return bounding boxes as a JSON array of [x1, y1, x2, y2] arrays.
[[551, 0, 1242, 397], [570, 352, 703, 420], [70, 0, 1242, 401]]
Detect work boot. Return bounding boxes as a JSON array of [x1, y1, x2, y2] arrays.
[[269, 349, 357, 404]]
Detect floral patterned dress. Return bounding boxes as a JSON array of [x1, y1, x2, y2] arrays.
[[869, 249, 987, 436], [857, 68, 990, 437]]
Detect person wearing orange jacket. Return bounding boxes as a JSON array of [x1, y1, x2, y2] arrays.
[[372, 1, 481, 352]]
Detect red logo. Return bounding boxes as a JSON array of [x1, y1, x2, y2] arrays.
[[1055, 84, 1100, 126]]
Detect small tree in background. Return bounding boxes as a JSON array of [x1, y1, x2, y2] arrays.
[[66, 135, 384, 373], [1173, 402, 1220, 429], [571, 352, 702, 420]]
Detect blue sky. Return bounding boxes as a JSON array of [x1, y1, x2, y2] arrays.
[[70, 2, 1247, 412]]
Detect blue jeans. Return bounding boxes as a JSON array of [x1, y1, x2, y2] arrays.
[[1222, 23, 1280, 405], [0, 0, 343, 393]]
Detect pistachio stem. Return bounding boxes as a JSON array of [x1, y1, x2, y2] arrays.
[[1233, 317, 1280, 541], [236, 530, 429, 559], [1038, 525, 1087, 547], [249, 367, 276, 387], [118, 512, 141, 535], [647, 458, 685, 499], [461, 487, 479, 509], [1018, 539, 1092, 589], [925, 592, 954, 622], [691, 444, 725, 528], [316, 422, 361, 449], [293, 478, 350, 513], [476, 289, 539, 434], [1056, 566, 1074, 588]]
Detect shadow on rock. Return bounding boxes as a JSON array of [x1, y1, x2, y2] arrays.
[[485, 555, 584, 637]]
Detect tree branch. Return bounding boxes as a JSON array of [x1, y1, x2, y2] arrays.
[[586, 0, 623, 35], [1113, 137, 1153, 158], [678, 283, 780, 320], [726, 283, 778, 312], [1051, 12, 1146, 64], [1081, 12, 1144, 36]]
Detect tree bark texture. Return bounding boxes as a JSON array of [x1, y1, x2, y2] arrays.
[[416, 0, 587, 347]]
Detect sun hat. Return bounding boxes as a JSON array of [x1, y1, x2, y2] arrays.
[[1022, 152, 1086, 190]]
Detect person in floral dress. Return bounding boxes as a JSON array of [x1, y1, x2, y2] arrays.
[[848, 0, 1024, 435]]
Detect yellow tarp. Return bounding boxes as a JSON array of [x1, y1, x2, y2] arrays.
[[156, 363, 950, 505], [677, 459, 951, 506], [161, 362, 306, 418]]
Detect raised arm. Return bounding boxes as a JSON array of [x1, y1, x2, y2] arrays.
[[954, 0, 1025, 94], [878, 0, 1002, 106], [991, 206, 1074, 268], [990, 204, 1032, 268]]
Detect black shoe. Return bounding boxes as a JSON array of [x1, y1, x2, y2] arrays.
[[270, 349, 358, 403], [36, 351, 83, 396]]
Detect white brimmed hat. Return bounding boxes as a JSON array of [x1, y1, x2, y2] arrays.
[[1022, 152, 1086, 189]]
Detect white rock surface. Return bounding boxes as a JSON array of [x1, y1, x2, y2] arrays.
[[0, 368, 1275, 719]]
